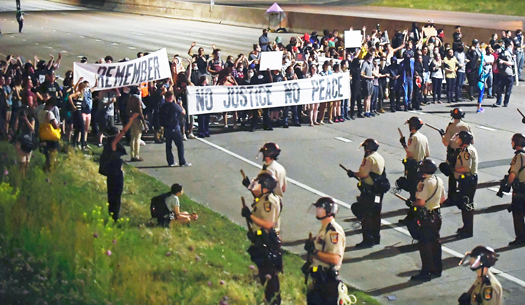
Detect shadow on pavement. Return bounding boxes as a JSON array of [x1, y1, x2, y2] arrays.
[[473, 203, 511, 215], [343, 242, 418, 261], [478, 159, 512, 170], [366, 257, 460, 296]]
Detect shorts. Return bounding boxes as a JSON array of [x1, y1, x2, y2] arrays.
[[423, 72, 431, 84], [362, 80, 374, 97], [15, 142, 32, 163]]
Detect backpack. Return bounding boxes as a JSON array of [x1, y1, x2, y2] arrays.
[[150, 192, 172, 219]]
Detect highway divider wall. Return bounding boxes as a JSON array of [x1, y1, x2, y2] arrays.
[[48, 0, 512, 46]]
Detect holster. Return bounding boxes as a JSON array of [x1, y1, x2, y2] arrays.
[[247, 229, 283, 272], [309, 266, 341, 285]]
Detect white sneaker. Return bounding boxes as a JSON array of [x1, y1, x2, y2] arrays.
[[187, 133, 196, 139], [183, 134, 188, 141]]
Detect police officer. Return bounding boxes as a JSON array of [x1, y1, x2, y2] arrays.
[[503, 133, 525, 245], [409, 159, 446, 281], [303, 197, 346, 305], [347, 139, 386, 247], [458, 246, 502, 305], [440, 108, 473, 199], [242, 142, 287, 198], [242, 172, 282, 305], [453, 131, 478, 238], [398, 117, 430, 200]]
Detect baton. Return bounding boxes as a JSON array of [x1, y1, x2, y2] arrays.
[[398, 127, 404, 138], [518, 108, 525, 118], [304, 232, 313, 284], [394, 192, 408, 201], [240, 169, 247, 179], [424, 123, 445, 136], [340, 164, 359, 180], [241, 197, 252, 232]]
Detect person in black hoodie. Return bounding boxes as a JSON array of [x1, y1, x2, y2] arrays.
[[349, 58, 363, 118], [466, 44, 479, 101]]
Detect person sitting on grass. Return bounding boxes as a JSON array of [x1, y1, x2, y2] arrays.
[[163, 183, 198, 226]]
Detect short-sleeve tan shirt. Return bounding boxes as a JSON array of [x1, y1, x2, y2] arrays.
[[359, 151, 385, 186], [251, 193, 281, 234], [407, 131, 430, 162], [510, 151, 525, 182], [454, 145, 478, 179], [416, 175, 445, 210], [312, 219, 346, 270], [260, 160, 287, 198], [445, 121, 472, 149]]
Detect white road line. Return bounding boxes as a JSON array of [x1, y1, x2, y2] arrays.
[[196, 137, 525, 288], [409, 111, 424, 115], [131, 32, 144, 36], [112, 43, 119, 46], [128, 46, 137, 50], [478, 125, 496, 131], [334, 137, 353, 143]]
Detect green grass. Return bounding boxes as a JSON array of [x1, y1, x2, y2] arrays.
[[370, 0, 525, 17], [0, 142, 379, 305]]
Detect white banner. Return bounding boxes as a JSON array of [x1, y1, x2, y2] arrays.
[[259, 51, 283, 71], [187, 73, 350, 115], [73, 49, 171, 91]]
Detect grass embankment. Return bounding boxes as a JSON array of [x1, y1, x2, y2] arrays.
[[371, 0, 525, 17], [0, 142, 378, 304]]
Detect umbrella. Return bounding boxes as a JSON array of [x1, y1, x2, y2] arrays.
[[265, 3, 286, 32]]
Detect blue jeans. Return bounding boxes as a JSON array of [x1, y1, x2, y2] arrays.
[[165, 127, 186, 166], [456, 72, 465, 101], [446, 78, 456, 103], [341, 99, 349, 117], [496, 75, 514, 106], [403, 77, 413, 107], [371, 85, 379, 111], [283, 105, 300, 125], [197, 114, 210, 137]]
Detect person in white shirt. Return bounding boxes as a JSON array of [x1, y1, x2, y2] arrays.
[[165, 184, 198, 225]]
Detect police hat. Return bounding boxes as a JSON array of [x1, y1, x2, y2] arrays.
[[472, 39, 479, 45], [418, 159, 437, 175], [451, 108, 465, 119], [259, 142, 281, 160], [459, 245, 499, 270], [255, 172, 277, 191], [457, 131, 474, 145], [407, 116, 423, 130], [361, 138, 379, 152], [313, 197, 338, 216]]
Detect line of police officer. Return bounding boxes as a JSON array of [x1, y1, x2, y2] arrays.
[[238, 105, 522, 303]]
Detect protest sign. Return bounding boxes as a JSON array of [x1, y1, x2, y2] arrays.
[[186, 73, 350, 115], [73, 49, 171, 91], [259, 51, 284, 71], [344, 30, 362, 48]]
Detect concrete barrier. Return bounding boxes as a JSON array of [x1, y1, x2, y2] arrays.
[[47, 0, 510, 45]]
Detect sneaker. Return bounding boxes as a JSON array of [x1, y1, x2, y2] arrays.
[[183, 134, 188, 141], [97, 143, 103, 147], [319, 121, 325, 125], [492, 103, 501, 107], [378, 109, 385, 113], [224, 124, 229, 129], [136, 157, 144, 162], [328, 120, 334, 124], [355, 240, 374, 248], [180, 162, 192, 167], [168, 162, 178, 167], [476, 108, 485, 113], [187, 133, 196, 139]]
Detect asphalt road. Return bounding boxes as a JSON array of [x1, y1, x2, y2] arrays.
[[1, 2, 525, 304]]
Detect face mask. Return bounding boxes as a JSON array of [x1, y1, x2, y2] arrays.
[[248, 71, 254, 78]]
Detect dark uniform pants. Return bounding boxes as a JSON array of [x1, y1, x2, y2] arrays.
[[511, 192, 525, 239], [360, 193, 383, 243], [258, 264, 281, 305], [307, 279, 339, 305], [418, 214, 442, 274], [458, 176, 477, 234], [165, 127, 185, 166], [107, 171, 124, 221]]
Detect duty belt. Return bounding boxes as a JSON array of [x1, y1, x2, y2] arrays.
[[428, 208, 441, 215]]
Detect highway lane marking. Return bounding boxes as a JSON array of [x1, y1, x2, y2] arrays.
[[131, 32, 144, 36], [128, 47, 137, 50], [478, 125, 496, 131], [195, 137, 525, 288], [334, 137, 353, 143], [409, 110, 424, 115]]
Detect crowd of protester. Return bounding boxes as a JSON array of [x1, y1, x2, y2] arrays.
[[0, 21, 523, 170]]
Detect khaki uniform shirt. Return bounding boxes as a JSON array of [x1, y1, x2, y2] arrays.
[[261, 160, 287, 198], [510, 151, 525, 183], [312, 219, 346, 270], [359, 151, 385, 186], [444, 120, 472, 149], [416, 175, 445, 210], [407, 131, 430, 162], [454, 145, 478, 179], [251, 193, 281, 234], [469, 271, 502, 305]]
